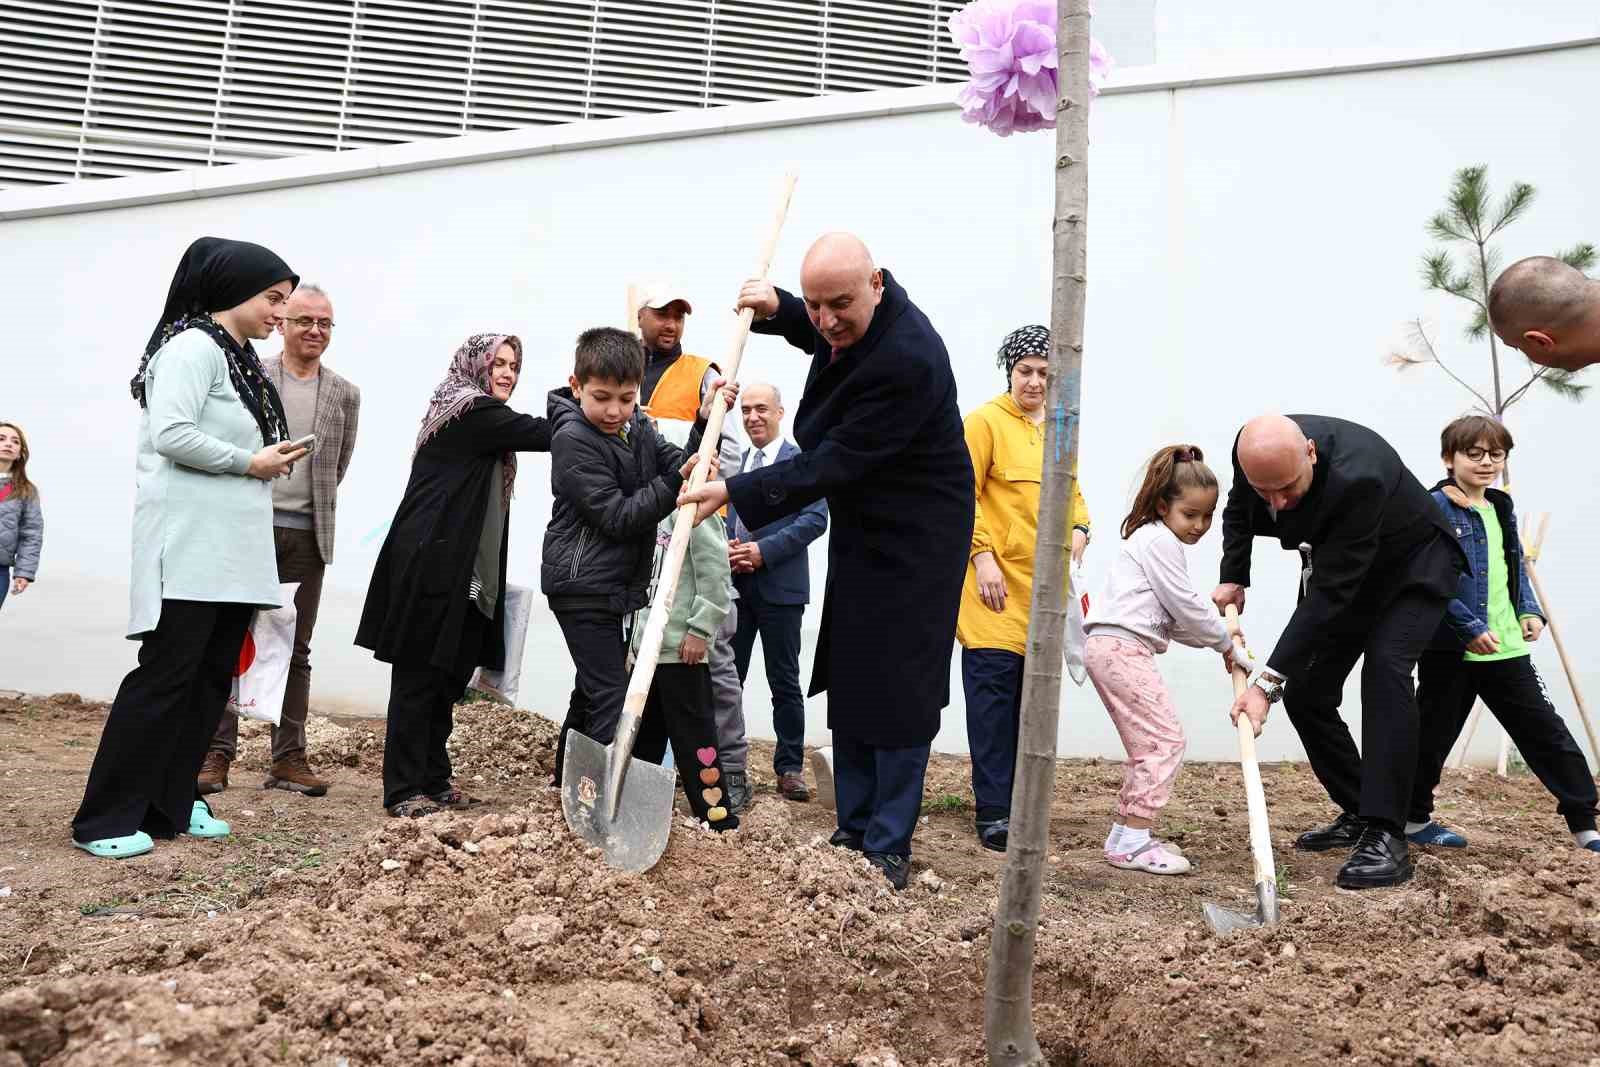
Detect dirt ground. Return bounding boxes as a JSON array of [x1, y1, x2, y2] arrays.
[[1, 691, 1597, 1067]]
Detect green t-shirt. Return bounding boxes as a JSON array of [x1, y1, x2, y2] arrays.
[[1463, 502, 1530, 662]]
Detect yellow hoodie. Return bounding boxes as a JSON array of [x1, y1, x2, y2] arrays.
[[957, 392, 1090, 655]]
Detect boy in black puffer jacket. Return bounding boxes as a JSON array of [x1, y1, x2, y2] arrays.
[[543, 327, 724, 785]]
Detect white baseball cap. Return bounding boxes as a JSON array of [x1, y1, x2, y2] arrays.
[[635, 281, 693, 315]]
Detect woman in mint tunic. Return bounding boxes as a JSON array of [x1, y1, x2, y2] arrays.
[[72, 238, 307, 859]]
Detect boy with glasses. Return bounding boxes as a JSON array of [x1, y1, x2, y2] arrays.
[[1408, 415, 1599, 853]]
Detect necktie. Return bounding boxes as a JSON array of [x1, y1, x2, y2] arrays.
[[736, 449, 766, 541]]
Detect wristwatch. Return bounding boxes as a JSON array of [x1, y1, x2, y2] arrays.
[[1248, 670, 1285, 704]]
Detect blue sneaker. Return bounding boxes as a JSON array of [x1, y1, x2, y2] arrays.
[[1584, 839, 1600, 854], [1406, 821, 1468, 848]]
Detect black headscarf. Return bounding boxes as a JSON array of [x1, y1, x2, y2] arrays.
[[997, 324, 1051, 377], [132, 237, 299, 445]]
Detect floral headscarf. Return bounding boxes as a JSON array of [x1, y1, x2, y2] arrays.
[[417, 333, 523, 501]]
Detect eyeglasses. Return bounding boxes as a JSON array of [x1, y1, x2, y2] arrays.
[[1463, 447, 1507, 463], [287, 317, 335, 331]]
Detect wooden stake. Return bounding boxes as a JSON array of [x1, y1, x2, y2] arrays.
[[1451, 701, 1485, 771], [1521, 516, 1600, 771]]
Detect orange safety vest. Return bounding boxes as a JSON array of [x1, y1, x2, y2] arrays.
[[644, 352, 729, 517], [642, 352, 716, 422]]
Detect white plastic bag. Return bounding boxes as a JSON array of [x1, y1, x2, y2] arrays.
[[471, 583, 534, 705], [1064, 563, 1089, 687], [228, 582, 300, 725]]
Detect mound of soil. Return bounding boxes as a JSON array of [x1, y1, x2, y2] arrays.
[[2, 692, 1596, 1066]]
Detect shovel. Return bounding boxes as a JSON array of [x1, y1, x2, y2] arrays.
[[1201, 604, 1280, 935], [563, 174, 799, 872], [810, 745, 836, 810]]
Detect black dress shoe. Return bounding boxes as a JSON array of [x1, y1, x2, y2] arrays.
[[1335, 826, 1414, 889], [1295, 811, 1365, 852], [829, 827, 865, 852], [976, 817, 1009, 853], [864, 851, 910, 890]]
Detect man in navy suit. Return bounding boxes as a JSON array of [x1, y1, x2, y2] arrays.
[[727, 382, 828, 803]]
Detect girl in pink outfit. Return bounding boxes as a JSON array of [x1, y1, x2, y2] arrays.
[[1084, 446, 1248, 875]]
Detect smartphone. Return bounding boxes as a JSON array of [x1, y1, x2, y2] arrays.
[[288, 434, 317, 455]]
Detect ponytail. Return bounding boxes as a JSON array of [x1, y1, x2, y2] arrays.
[[1120, 444, 1218, 540]]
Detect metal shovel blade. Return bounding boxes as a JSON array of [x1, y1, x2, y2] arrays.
[[561, 730, 676, 874], [1201, 878, 1279, 936], [810, 746, 836, 811]]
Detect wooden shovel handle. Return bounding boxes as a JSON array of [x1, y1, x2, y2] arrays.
[[1225, 605, 1276, 890], [603, 175, 799, 817]]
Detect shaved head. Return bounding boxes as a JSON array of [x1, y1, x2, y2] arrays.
[[1489, 256, 1600, 371], [798, 231, 883, 351], [1238, 414, 1317, 512], [802, 232, 875, 283]]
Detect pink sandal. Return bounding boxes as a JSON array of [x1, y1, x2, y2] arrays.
[[1106, 839, 1192, 875]]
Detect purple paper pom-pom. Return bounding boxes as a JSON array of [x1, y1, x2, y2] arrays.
[[948, 0, 1112, 137]]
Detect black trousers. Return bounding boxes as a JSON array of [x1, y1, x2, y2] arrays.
[[73, 599, 252, 842], [634, 662, 737, 827], [382, 609, 485, 808], [1281, 587, 1448, 831], [1411, 652, 1598, 833], [731, 585, 808, 775], [552, 607, 628, 787]]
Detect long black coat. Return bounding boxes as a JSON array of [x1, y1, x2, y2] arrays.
[[356, 399, 550, 674], [728, 270, 973, 748], [1219, 414, 1465, 682]]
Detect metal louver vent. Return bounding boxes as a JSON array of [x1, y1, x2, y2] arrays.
[[0, 0, 969, 189]]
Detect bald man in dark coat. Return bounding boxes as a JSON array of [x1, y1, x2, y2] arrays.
[[682, 233, 972, 889]]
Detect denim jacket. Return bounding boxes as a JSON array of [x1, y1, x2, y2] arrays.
[[1428, 477, 1543, 650]]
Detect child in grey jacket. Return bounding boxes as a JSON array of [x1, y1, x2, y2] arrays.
[[628, 420, 738, 830], [0, 422, 43, 611]]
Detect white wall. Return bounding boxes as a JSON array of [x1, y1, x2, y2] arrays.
[[1151, 1, 1600, 64], [1091, 0, 1600, 69], [3, 38, 1598, 770]]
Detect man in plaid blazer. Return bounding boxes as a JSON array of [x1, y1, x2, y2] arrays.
[[200, 283, 361, 797]]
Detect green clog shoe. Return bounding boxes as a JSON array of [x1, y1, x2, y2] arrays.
[[72, 832, 155, 859], [186, 800, 231, 839]]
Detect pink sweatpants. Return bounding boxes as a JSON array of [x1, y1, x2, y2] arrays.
[[1084, 634, 1186, 821]]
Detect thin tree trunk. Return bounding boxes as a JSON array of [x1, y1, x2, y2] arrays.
[[983, 2, 1090, 1063], [1478, 238, 1504, 412]]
